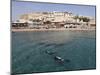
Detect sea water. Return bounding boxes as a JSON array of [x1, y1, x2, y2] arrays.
[[12, 30, 96, 74]]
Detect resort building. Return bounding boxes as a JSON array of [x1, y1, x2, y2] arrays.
[[12, 11, 96, 29]]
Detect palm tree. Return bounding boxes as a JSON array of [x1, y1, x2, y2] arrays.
[[82, 17, 90, 22], [73, 15, 79, 22], [83, 17, 90, 28], [78, 16, 83, 22], [80, 17, 90, 25], [79, 16, 90, 28]]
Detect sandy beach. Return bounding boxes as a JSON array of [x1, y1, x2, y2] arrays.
[[11, 28, 95, 32]]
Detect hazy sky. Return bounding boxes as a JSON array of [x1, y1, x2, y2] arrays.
[[12, 0, 96, 21]]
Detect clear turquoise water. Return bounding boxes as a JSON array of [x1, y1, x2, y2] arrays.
[[12, 30, 96, 74]]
